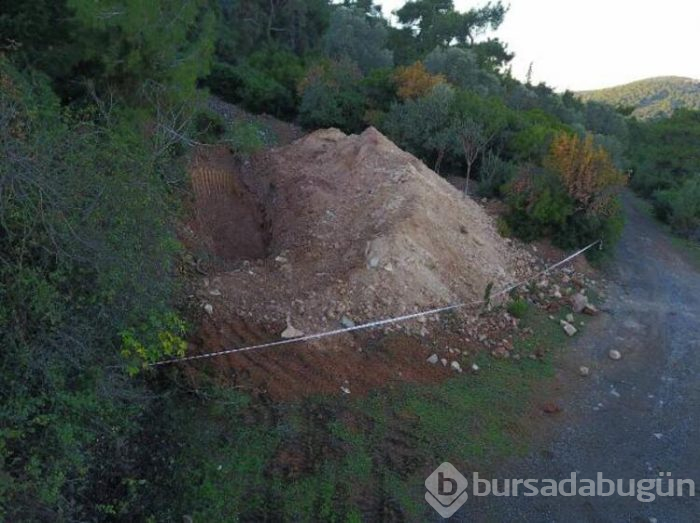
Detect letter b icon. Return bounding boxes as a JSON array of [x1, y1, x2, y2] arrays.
[[425, 463, 469, 518]]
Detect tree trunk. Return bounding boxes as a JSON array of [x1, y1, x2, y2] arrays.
[[434, 148, 445, 174], [464, 160, 473, 196]]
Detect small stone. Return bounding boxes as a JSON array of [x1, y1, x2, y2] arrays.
[[340, 386, 351, 394], [450, 361, 462, 373], [427, 354, 439, 364], [440, 358, 448, 366], [579, 366, 590, 377], [275, 255, 288, 263], [383, 263, 394, 272], [208, 289, 222, 296], [560, 320, 577, 336], [340, 316, 355, 329], [571, 293, 588, 313], [542, 402, 562, 414], [369, 256, 380, 268], [653, 433, 663, 440], [203, 303, 213, 315], [582, 304, 599, 316], [566, 313, 574, 323], [553, 290, 563, 299], [608, 349, 622, 361], [281, 321, 304, 339], [471, 363, 480, 372]]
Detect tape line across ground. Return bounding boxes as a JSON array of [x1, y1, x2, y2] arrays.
[[150, 240, 601, 367]]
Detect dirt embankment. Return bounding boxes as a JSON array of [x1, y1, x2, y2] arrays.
[[183, 127, 540, 398]]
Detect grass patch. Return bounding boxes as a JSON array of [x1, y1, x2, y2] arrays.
[[152, 306, 569, 520]]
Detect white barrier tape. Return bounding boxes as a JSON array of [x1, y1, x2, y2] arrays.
[[150, 239, 601, 367]]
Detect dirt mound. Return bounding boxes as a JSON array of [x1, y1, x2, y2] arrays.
[[188, 127, 537, 396]]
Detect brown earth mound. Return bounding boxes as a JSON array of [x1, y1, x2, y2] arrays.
[[186, 127, 537, 397]]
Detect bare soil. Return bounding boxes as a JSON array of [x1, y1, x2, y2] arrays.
[[181, 127, 545, 398]]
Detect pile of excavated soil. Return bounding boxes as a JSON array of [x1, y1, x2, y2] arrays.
[[187, 127, 538, 397]]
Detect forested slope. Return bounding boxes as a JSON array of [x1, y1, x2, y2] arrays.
[[578, 76, 700, 119]]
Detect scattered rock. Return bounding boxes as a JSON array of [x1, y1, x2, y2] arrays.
[[450, 361, 462, 373], [653, 433, 663, 440], [281, 319, 304, 339], [440, 358, 448, 366], [560, 320, 578, 336], [608, 349, 622, 361], [471, 363, 480, 372], [340, 315, 355, 329], [368, 256, 380, 268], [579, 366, 590, 377], [565, 313, 575, 323], [427, 354, 439, 365], [582, 304, 599, 316], [275, 255, 288, 263], [203, 303, 213, 315], [542, 402, 562, 414], [571, 293, 588, 313], [340, 386, 351, 394]]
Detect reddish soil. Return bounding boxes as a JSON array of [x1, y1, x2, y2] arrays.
[[186, 146, 270, 263]]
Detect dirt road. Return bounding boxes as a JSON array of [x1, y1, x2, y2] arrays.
[[457, 193, 700, 521]]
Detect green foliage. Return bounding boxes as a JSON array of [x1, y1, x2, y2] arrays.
[[323, 7, 393, 74], [0, 58, 185, 520], [504, 161, 624, 255], [226, 122, 267, 156], [2, 0, 215, 103], [207, 56, 301, 118], [654, 175, 700, 239], [392, 0, 509, 64], [477, 153, 516, 197], [507, 297, 529, 319], [298, 60, 367, 132], [424, 46, 501, 96], [120, 313, 188, 374], [193, 108, 227, 143]]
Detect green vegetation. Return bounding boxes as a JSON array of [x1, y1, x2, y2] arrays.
[[577, 76, 700, 120], [628, 110, 700, 240]]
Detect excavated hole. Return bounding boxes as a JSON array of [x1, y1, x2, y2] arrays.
[[190, 147, 272, 262]]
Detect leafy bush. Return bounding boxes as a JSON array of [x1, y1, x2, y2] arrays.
[[298, 60, 367, 132], [504, 132, 626, 253], [394, 61, 445, 100], [323, 7, 393, 74], [654, 175, 700, 239], [507, 298, 529, 319], [193, 108, 227, 142], [477, 154, 517, 197], [207, 61, 296, 117], [0, 59, 185, 520]]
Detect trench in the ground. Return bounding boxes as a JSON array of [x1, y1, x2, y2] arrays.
[[190, 147, 272, 263]]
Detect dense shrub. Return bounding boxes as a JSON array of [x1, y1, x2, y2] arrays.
[[0, 60, 186, 520], [504, 133, 626, 252], [654, 175, 700, 239], [298, 60, 367, 132]]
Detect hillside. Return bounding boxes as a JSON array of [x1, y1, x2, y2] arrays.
[[577, 76, 700, 119]]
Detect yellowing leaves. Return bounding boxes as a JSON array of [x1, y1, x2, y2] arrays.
[[546, 132, 627, 216], [394, 61, 445, 101]]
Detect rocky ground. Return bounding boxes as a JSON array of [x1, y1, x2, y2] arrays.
[[454, 192, 700, 522]]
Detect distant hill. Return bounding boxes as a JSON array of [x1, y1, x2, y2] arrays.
[[577, 76, 700, 119]]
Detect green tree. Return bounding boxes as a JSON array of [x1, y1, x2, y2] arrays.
[[323, 7, 393, 74]]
